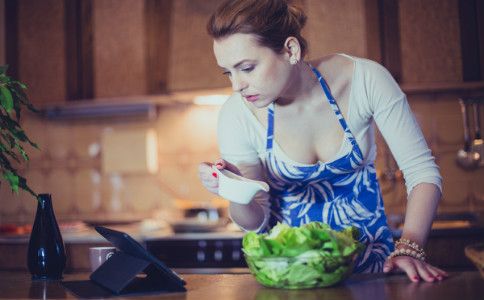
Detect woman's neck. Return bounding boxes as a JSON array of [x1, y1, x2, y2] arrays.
[[275, 62, 320, 108]]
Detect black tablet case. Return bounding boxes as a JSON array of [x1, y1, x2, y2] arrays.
[[62, 226, 186, 298]]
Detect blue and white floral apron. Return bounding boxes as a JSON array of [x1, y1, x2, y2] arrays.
[[261, 65, 394, 273]]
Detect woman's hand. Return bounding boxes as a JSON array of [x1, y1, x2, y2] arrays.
[[198, 159, 242, 194], [383, 255, 449, 282]]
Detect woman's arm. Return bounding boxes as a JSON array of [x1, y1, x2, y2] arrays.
[[198, 159, 268, 231], [215, 159, 270, 232], [229, 195, 266, 231], [361, 59, 447, 281], [384, 182, 448, 282], [199, 94, 271, 232], [402, 182, 440, 247]]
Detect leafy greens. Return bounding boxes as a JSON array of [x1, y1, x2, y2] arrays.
[[242, 222, 363, 288]]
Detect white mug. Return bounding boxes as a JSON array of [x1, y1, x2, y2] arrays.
[[89, 246, 117, 272]]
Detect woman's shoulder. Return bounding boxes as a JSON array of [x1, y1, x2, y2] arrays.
[[309, 53, 356, 84], [311, 54, 399, 93], [310, 53, 385, 74], [310, 53, 353, 68]]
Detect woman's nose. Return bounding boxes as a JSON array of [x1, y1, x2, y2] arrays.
[[231, 76, 247, 92]]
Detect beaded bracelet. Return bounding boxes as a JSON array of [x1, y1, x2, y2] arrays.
[[395, 238, 425, 254], [388, 247, 426, 261], [388, 238, 426, 261]]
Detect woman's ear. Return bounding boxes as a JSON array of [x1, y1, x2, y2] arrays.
[[283, 37, 301, 64]]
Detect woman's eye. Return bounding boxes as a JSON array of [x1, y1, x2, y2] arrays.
[[222, 71, 231, 77], [241, 66, 254, 73]]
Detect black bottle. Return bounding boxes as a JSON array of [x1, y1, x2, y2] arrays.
[[27, 194, 66, 280]]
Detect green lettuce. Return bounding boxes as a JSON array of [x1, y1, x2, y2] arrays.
[[242, 222, 363, 289]]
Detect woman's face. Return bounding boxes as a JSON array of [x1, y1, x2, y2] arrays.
[[213, 33, 293, 108]]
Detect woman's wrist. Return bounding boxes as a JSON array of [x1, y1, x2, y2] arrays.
[[389, 238, 427, 261], [228, 200, 265, 231]]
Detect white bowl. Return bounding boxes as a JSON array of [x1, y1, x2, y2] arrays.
[[213, 166, 270, 204]]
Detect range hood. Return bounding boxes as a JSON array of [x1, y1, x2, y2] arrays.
[[42, 102, 157, 120], [40, 88, 232, 120]]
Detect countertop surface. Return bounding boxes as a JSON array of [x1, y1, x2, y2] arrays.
[[0, 225, 246, 244], [1, 222, 483, 244], [0, 271, 482, 300]]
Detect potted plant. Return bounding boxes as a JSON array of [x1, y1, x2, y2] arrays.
[[0, 65, 38, 198], [1, 65, 66, 280]]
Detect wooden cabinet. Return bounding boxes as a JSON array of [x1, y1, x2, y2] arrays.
[[15, 0, 67, 105], [4, 0, 228, 105]]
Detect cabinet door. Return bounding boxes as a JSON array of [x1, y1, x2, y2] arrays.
[[92, 0, 148, 98], [15, 0, 67, 105], [167, 0, 228, 91]]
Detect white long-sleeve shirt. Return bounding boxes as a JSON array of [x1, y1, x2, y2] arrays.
[[217, 54, 442, 230]]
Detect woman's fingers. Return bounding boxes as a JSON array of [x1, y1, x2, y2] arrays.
[[383, 258, 394, 273], [198, 159, 243, 194], [426, 264, 449, 280], [414, 261, 435, 282], [213, 158, 242, 175], [214, 159, 225, 169], [424, 266, 442, 281], [393, 257, 420, 282], [386, 256, 449, 283], [198, 162, 219, 194]]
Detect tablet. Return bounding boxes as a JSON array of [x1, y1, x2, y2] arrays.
[[94, 226, 186, 287]]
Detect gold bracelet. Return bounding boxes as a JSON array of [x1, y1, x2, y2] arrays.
[[388, 247, 426, 261], [389, 238, 426, 261], [395, 238, 425, 255]]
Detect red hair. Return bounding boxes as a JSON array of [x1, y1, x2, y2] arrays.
[[207, 0, 308, 58]]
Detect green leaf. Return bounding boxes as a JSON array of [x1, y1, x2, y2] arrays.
[[242, 232, 263, 256], [0, 86, 14, 113], [0, 70, 39, 200], [13, 81, 27, 90], [3, 170, 19, 193], [14, 143, 29, 161], [0, 152, 15, 171], [0, 145, 21, 163], [17, 175, 38, 198], [0, 75, 9, 83]]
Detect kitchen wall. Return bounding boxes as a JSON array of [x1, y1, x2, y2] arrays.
[[0, 0, 483, 224]]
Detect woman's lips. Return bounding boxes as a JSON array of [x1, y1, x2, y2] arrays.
[[244, 94, 259, 102]]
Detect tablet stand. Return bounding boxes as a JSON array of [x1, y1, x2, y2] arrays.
[[90, 251, 186, 295]]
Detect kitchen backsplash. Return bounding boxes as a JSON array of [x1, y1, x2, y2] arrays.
[[0, 104, 222, 223], [1, 93, 483, 224]]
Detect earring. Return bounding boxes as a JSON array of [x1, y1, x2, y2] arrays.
[[290, 57, 298, 65]]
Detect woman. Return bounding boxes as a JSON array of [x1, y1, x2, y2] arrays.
[[198, 0, 447, 282]]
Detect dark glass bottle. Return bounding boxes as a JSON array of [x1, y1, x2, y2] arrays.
[[27, 194, 66, 280]]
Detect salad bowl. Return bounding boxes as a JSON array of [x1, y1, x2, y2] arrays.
[[242, 222, 362, 289]]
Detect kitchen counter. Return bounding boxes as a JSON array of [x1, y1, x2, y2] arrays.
[[1, 222, 483, 271], [0, 271, 482, 300], [0, 226, 246, 272]]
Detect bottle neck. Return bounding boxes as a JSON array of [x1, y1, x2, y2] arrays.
[[38, 194, 52, 210]]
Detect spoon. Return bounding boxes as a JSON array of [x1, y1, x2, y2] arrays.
[[456, 98, 480, 170], [471, 100, 484, 166]]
